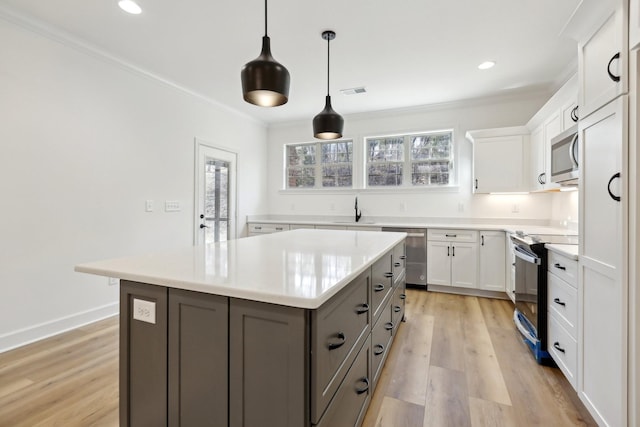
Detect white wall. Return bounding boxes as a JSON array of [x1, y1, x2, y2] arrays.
[[267, 92, 555, 221], [0, 18, 268, 351]]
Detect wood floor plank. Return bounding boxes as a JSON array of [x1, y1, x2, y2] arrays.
[[423, 365, 471, 427], [468, 396, 519, 427], [462, 297, 512, 406], [427, 293, 466, 372], [384, 313, 434, 406], [371, 396, 425, 427]]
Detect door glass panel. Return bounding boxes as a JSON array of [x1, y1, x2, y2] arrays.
[[204, 158, 230, 243]]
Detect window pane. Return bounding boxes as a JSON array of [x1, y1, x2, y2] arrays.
[[322, 165, 353, 187], [368, 137, 404, 162], [322, 141, 352, 163], [411, 133, 451, 160], [368, 163, 403, 186], [288, 144, 316, 166], [288, 166, 315, 188], [411, 161, 450, 185]]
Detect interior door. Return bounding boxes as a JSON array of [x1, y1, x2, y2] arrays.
[[195, 141, 237, 245]]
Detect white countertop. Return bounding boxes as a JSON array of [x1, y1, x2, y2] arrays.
[[75, 229, 406, 309], [545, 243, 579, 260], [248, 217, 577, 236]]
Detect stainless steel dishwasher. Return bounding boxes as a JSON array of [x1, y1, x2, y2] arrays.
[[382, 228, 427, 289]]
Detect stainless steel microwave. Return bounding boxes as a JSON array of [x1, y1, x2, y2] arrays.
[[550, 125, 579, 185]]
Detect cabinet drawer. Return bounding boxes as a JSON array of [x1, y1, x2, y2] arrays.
[[547, 272, 578, 338], [548, 314, 577, 390], [371, 252, 393, 324], [547, 250, 578, 287], [311, 270, 370, 424], [315, 337, 371, 427], [391, 278, 406, 334], [427, 229, 479, 243], [392, 242, 406, 284], [248, 223, 290, 234], [371, 299, 393, 389]]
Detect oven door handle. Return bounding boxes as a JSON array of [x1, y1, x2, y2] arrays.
[[514, 246, 541, 265]]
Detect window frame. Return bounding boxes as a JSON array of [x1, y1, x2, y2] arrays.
[[364, 129, 456, 189], [284, 139, 355, 190]]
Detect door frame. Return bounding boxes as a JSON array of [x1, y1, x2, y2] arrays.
[[194, 138, 238, 245]]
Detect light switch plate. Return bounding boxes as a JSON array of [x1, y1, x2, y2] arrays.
[[145, 200, 153, 212], [133, 298, 156, 324], [165, 200, 181, 212]]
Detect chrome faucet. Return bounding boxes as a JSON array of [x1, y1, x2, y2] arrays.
[[355, 197, 362, 222]]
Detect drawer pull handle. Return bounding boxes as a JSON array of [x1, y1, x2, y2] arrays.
[[255, 226, 262, 230], [374, 284, 385, 292], [384, 272, 394, 278], [399, 255, 407, 260], [356, 303, 369, 314], [553, 342, 566, 353], [445, 234, 457, 238], [373, 344, 385, 355], [554, 263, 566, 270], [608, 172, 621, 202], [394, 262, 401, 267], [607, 52, 621, 82], [275, 227, 283, 230], [394, 305, 401, 313], [384, 322, 394, 331], [399, 293, 406, 300], [553, 298, 566, 307], [328, 332, 346, 350], [355, 377, 370, 395]]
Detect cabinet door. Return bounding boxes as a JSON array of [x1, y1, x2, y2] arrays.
[[579, 7, 628, 119], [450, 242, 478, 289], [529, 125, 546, 191], [168, 289, 228, 427], [578, 96, 627, 427], [561, 100, 579, 131], [119, 281, 168, 427], [229, 298, 307, 427], [427, 241, 451, 286], [478, 231, 506, 292], [473, 135, 526, 193], [632, 0, 640, 50], [543, 112, 562, 191]]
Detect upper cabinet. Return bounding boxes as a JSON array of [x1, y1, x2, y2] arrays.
[[631, 0, 640, 50], [466, 127, 529, 194], [526, 74, 578, 192], [578, 5, 628, 118]]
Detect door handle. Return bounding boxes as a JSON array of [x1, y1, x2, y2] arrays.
[[199, 224, 209, 229]]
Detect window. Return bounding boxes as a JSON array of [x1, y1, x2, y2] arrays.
[[366, 130, 453, 187], [286, 140, 353, 189]]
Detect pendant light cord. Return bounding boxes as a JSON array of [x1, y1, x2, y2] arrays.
[[326, 36, 330, 96], [264, 0, 268, 37]]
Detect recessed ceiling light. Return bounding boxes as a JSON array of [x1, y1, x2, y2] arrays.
[[118, 0, 142, 15], [478, 61, 496, 70]]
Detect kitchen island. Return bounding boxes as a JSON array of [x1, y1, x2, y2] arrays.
[[75, 229, 407, 427]]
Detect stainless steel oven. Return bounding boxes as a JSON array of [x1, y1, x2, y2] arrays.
[[510, 232, 578, 364]]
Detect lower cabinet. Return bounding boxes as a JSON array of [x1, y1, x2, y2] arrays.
[[427, 232, 478, 289], [120, 242, 405, 427]]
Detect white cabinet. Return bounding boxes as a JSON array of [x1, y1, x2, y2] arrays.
[[248, 223, 291, 236], [547, 250, 579, 390], [579, 6, 628, 119], [466, 127, 529, 194], [632, 0, 640, 50], [478, 231, 506, 292], [427, 229, 478, 289], [578, 96, 628, 427], [529, 125, 546, 191], [561, 100, 580, 131]]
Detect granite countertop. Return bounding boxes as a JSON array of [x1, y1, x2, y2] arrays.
[[545, 243, 579, 260], [75, 229, 406, 309]]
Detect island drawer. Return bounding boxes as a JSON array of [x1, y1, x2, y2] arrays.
[[392, 241, 406, 284], [311, 269, 371, 424], [548, 250, 578, 287], [248, 223, 290, 235], [371, 251, 393, 324], [371, 298, 393, 390], [391, 277, 406, 334], [314, 336, 371, 427]]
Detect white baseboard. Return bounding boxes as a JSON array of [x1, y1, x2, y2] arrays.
[[0, 302, 119, 353]]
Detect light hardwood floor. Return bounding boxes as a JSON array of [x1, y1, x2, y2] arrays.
[[0, 289, 596, 426]]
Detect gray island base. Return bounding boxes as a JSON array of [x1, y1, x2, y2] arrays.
[[76, 229, 407, 426]]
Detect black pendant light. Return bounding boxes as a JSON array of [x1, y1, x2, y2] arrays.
[[313, 30, 344, 140], [241, 0, 290, 107]]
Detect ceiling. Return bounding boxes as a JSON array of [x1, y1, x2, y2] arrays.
[[0, 0, 581, 125]]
